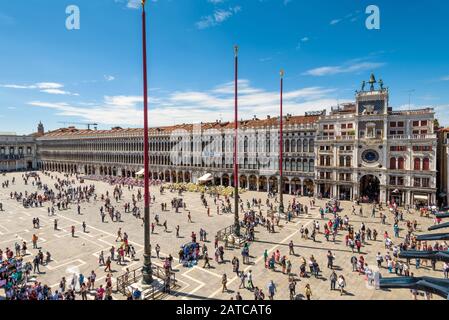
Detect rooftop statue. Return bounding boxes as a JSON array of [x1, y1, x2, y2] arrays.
[[361, 80, 366, 91], [369, 73, 377, 91]]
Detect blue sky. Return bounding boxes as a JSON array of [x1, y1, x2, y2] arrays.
[[0, 0, 448, 134]]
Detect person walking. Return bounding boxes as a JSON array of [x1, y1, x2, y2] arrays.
[[305, 284, 312, 300], [247, 270, 254, 290], [221, 274, 228, 293], [82, 221, 87, 233], [267, 280, 276, 300], [104, 257, 112, 272], [289, 240, 295, 255], [327, 250, 335, 269], [32, 234, 38, 249], [330, 271, 337, 290], [338, 275, 346, 296]]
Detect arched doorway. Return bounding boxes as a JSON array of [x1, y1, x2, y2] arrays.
[[258, 176, 267, 192], [248, 175, 257, 191], [304, 179, 314, 196], [222, 174, 230, 187], [291, 178, 301, 195], [360, 175, 380, 203], [269, 176, 278, 193], [239, 175, 248, 189]]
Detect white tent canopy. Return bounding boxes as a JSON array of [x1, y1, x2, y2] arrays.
[[198, 173, 213, 182], [136, 169, 145, 176]]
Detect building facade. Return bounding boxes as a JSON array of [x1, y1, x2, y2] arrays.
[[5, 75, 440, 206], [437, 128, 449, 207], [314, 75, 437, 206], [36, 115, 318, 196], [0, 122, 42, 172]]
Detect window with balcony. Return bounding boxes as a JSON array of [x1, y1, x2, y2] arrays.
[[422, 178, 430, 188], [389, 176, 396, 185], [390, 146, 407, 152], [414, 178, 421, 187]]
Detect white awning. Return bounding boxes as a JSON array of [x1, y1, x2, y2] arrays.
[[198, 173, 213, 182], [413, 194, 429, 201], [136, 169, 145, 176]]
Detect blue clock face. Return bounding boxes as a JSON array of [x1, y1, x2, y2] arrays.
[[362, 150, 379, 163]]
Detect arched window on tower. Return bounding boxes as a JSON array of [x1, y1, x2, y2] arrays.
[[414, 158, 421, 171], [398, 157, 405, 170], [390, 157, 396, 170], [422, 158, 430, 171]]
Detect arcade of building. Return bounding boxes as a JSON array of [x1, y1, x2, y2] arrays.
[[0, 76, 441, 207]]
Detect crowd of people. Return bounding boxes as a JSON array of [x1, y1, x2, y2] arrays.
[[0, 169, 447, 300]]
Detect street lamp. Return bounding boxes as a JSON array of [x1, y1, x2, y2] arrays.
[[233, 45, 240, 237], [141, 0, 153, 285], [279, 69, 285, 214]]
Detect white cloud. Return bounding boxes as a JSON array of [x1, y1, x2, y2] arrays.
[[196, 6, 241, 29], [330, 19, 341, 25], [0, 82, 78, 95], [208, 0, 225, 3], [296, 37, 309, 50], [303, 61, 385, 77], [441, 76, 449, 81], [114, 0, 157, 10], [330, 10, 363, 26], [104, 75, 115, 81], [27, 80, 343, 127]]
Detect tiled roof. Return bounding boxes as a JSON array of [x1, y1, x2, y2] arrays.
[[40, 115, 319, 138]]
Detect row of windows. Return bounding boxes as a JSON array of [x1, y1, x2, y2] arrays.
[[0, 147, 33, 155], [390, 146, 433, 152], [389, 176, 430, 188], [390, 157, 430, 171]]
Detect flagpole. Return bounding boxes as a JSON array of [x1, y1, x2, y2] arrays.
[[279, 69, 285, 214], [141, 0, 153, 285], [233, 45, 240, 237]]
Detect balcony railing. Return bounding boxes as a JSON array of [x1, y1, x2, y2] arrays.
[[0, 154, 25, 161], [317, 135, 355, 141], [388, 134, 437, 140]]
